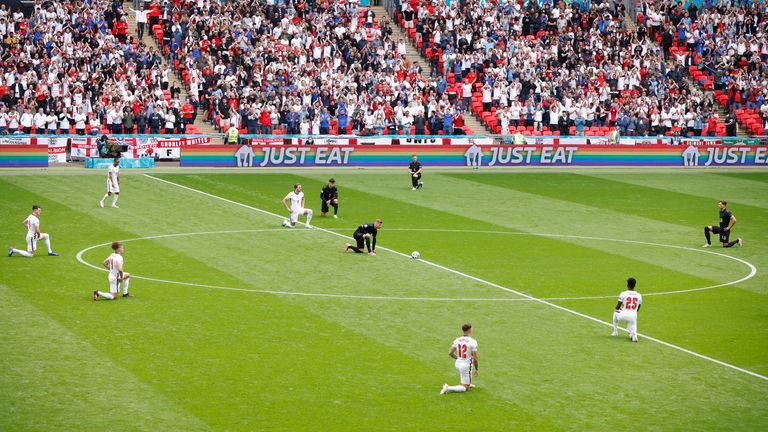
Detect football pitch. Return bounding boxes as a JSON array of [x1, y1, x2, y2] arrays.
[[1, 167, 767, 431]]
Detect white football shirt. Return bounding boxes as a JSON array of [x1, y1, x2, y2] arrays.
[[618, 290, 642, 313], [284, 191, 304, 211], [107, 253, 124, 278], [108, 164, 119, 183], [451, 336, 478, 365], [25, 214, 39, 237]]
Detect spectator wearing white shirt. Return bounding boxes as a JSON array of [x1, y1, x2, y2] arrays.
[[46, 112, 58, 134], [59, 109, 71, 134], [130, 5, 148, 39], [0, 108, 7, 134], [89, 113, 101, 136], [33, 108, 47, 134], [74, 108, 87, 135], [8, 109, 20, 133]]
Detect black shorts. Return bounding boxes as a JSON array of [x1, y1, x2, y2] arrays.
[[353, 232, 366, 249], [321, 199, 336, 213], [711, 226, 730, 243]]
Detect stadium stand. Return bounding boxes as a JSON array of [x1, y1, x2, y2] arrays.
[[2, 0, 762, 138], [638, 0, 764, 136], [147, 0, 480, 136], [387, 0, 730, 137], [0, 0, 190, 135]]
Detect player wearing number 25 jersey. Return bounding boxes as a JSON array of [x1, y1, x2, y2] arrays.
[[612, 277, 642, 342], [440, 323, 479, 395]]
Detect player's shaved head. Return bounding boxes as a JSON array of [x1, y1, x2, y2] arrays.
[[627, 277, 636, 289]]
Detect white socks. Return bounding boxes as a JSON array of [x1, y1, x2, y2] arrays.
[[446, 385, 467, 393], [112, 194, 119, 206], [12, 248, 33, 257], [100, 194, 109, 205], [122, 279, 130, 295], [305, 209, 313, 225], [41, 233, 52, 253], [97, 291, 114, 300]]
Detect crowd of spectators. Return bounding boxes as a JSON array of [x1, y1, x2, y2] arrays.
[[390, 0, 736, 137], [150, 0, 478, 136], [2, 0, 764, 138], [0, 0, 196, 136], [638, 0, 768, 136]]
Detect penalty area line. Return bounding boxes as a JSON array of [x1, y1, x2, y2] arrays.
[[143, 174, 768, 382]]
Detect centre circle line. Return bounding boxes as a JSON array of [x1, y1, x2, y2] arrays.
[[75, 228, 757, 302]]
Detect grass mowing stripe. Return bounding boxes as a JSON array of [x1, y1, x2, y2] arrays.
[[145, 173, 412, 261], [584, 172, 768, 210], [144, 173, 768, 382], [346, 228, 757, 299], [294, 171, 746, 296], [0, 283, 211, 431]]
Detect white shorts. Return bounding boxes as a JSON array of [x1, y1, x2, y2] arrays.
[[616, 311, 637, 326], [290, 209, 305, 223], [108, 275, 120, 294], [107, 179, 120, 194], [455, 361, 473, 385], [25, 234, 37, 252], [615, 310, 638, 334]]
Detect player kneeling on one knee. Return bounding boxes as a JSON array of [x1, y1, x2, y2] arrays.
[[8, 204, 58, 258], [320, 178, 339, 218], [345, 219, 382, 256], [282, 183, 313, 228], [612, 277, 642, 342], [94, 242, 131, 300], [440, 323, 479, 395], [703, 200, 742, 248]]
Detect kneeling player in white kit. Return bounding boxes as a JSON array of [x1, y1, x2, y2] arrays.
[[440, 323, 479, 394], [612, 277, 642, 342], [282, 183, 313, 228], [8, 204, 59, 257], [99, 158, 121, 208], [93, 241, 131, 300]]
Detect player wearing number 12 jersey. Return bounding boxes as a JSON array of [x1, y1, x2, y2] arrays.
[[440, 323, 479, 394], [612, 277, 642, 342]]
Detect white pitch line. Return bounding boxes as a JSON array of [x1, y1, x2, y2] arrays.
[[75, 229, 528, 302], [323, 228, 758, 299], [142, 174, 768, 382], [75, 228, 754, 302]]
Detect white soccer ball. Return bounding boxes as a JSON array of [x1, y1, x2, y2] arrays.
[[411, 251, 420, 259]]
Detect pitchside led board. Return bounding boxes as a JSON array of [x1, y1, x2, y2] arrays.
[[3, 137, 768, 168], [181, 142, 768, 168]]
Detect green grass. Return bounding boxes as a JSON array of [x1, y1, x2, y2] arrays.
[[1, 168, 767, 431]]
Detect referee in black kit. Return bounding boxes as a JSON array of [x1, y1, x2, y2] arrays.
[[408, 155, 423, 190], [320, 178, 339, 219], [703, 200, 743, 248], [345, 219, 382, 256]]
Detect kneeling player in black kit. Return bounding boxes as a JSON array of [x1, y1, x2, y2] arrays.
[[704, 200, 742, 248], [320, 178, 339, 218], [345, 219, 382, 256]]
